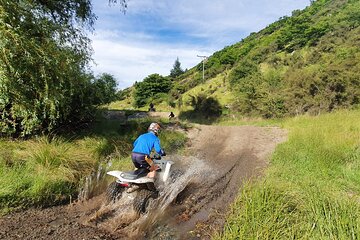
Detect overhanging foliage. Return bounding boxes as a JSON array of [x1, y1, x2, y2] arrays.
[[0, 0, 119, 136]]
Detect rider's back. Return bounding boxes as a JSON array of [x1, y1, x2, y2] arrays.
[[132, 132, 160, 155]]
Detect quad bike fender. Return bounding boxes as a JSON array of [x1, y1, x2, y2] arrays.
[[107, 170, 154, 183], [107, 170, 123, 179]]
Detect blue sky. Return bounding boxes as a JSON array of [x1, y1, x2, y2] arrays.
[[90, 0, 310, 89]]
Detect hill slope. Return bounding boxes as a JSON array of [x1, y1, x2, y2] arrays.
[[170, 0, 360, 118]]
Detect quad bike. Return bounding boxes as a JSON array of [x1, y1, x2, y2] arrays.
[[106, 156, 173, 214]]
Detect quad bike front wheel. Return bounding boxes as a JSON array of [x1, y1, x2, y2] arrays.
[[106, 181, 124, 203], [133, 189, 158, 214]]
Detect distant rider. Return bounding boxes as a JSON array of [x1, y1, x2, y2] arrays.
[[149, 102, 155, 112], [131, 122, 166, 178]]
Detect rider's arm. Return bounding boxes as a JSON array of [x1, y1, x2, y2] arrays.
[[153, 138, 165, 155]]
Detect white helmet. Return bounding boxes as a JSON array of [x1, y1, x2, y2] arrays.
[[148, 122, 161, 135]]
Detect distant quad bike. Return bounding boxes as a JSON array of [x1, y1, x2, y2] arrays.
[[106, 156, 173, 214]]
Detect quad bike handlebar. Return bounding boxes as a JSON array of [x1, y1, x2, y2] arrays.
[[153, 154, 162, 160], [153, 159, 174, 182], [152, 150, 166, 160], [153, 159, 174, 169], [145, 153, 171, 173]]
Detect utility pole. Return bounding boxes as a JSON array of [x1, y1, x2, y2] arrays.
[[197, 55, 208, 80]]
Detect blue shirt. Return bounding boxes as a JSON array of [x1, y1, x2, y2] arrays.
[[132, 132, 162, 155]]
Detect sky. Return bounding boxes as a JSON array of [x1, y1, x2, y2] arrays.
[[90, 0, 310, 90]]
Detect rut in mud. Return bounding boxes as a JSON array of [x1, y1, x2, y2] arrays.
[[0, 125, 286, 240]]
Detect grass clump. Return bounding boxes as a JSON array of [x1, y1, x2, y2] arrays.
[[220, 180, 360, 239], [217, 109, 360, 239], [0, 137, 96, 213]]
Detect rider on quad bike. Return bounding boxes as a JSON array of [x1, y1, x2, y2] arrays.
[[131, 122, 166, 178], [106, 123, 171, 213]]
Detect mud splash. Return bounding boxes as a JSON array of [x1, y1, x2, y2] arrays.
[[78, 160, 112, 201], [82, 155, 212, 239]]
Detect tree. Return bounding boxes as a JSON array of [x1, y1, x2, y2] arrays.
[[92, 73, 118, 105], [0, 1, 127, 136], [0, 1, 95, 136], [169, 57, 184, 78], [134, 74, 172, 107], [108, 0, 127, 10]]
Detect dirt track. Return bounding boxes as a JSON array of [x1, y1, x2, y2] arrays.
[[0, 124, 286, 240]]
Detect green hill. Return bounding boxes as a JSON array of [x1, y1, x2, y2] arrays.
[[118, 0, 360, 119]]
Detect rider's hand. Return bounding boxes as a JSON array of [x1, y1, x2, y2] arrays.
[[149, 164, 159, 172], [161, 149, 166, 156]]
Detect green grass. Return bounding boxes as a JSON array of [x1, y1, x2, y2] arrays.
[[216, 109, 360, 239], [217, 113, 286, 127], [0, 115, 188, 214], [107, 98, 177, 113]]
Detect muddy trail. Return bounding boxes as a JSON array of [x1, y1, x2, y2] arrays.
[[0, 125, 286, 240]]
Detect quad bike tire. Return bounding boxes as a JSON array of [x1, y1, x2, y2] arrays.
[[106, 181, 124, 203], [133, 189, 158, 214]]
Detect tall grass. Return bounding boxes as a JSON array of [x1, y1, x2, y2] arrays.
[[216, 109, 360, 239], [0, 137, 96, 213]]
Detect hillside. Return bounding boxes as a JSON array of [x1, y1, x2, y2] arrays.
[[118, 0, 360, 119]]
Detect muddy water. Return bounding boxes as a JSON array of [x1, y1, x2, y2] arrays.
[[81, 155, 213, 239]]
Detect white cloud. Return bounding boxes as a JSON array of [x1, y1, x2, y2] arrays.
[[90, 32, 209, 89], [123, 0, 309, 38]]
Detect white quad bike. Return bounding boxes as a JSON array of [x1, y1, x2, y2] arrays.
[[106, 156, 173, 214]]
